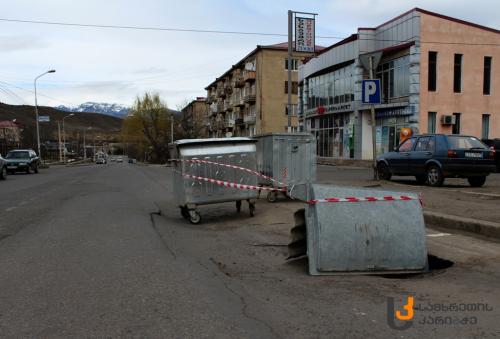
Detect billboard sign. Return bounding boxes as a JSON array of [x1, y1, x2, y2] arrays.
[[295, 17, 315, 53], [38, 115, 50, 122]]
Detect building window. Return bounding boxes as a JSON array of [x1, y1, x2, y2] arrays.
[[285, 58, 299, 71], [285, 104, 298, 116], [428, 112, 437, 133], [452, 113, 461, 134], [376, 55, 410, 103], [284, 81, 298, 94], [428, 51, 437, 91], [454, 54, 463, 93], [482, 114, 490, 139], [484, 56, 492, 95]]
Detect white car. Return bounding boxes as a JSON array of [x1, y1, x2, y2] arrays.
[[117, 156, 123, 163]]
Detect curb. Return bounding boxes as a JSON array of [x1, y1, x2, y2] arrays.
[[423, 211, 500, 239]]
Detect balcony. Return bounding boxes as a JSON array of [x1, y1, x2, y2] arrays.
[[244, 94, 256, 103], [217, 102, 224, 113], [235, 118, 244, 125], [233, 98, 245, 107], [234, 76, 245, 88], [224, 100, 233, 111], [210, 104, 218, 116], [227, 119, 235, 127], [216, 87, 226, 98], [243, 70, 256, 82], [244, 114, 256, 124]]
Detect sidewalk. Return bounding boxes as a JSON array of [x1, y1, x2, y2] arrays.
[[317, 165, 500, 239]]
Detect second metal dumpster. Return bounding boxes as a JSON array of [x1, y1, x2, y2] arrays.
[[254, 133, 316, 202], [170, 138, 259, 224]]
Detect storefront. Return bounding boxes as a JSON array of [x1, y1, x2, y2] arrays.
[[307, 111, 354, 159], [375, 106, 415, 154]]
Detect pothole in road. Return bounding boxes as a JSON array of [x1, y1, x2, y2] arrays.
[[379, 254, 454, 279]]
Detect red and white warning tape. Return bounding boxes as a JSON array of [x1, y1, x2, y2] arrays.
[[306, 195, 419, 205], [170, 158, 284, 186], [181, 172, 287, 192]]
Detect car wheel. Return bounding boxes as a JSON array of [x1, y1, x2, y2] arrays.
[[0, 166, 6, 180], [377, 162, 392, 181], [426, 165, 444, 187], [415, 175, 426, 185], [468, 176, 486, 187]]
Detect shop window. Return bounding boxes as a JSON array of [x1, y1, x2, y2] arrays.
[[428, 112, 437, 133], [482, 114, 490, 139], [452, 113, 461, 134]]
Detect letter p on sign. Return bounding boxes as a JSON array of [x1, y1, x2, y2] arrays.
[[362, 79, 381, 104]]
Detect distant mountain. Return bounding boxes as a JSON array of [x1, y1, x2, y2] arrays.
[[56, 102, 130, 119]]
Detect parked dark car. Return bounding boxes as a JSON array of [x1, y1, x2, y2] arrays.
[[0, 154, 7, 180], [4, 149, 40, 174], [377, 134, 496, 187], [482, 138, 500, 172]]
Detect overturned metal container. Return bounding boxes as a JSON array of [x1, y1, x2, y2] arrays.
[[254, 133, 316, 202], [170, 138, 259, 224], [289, 184, 428, 275]]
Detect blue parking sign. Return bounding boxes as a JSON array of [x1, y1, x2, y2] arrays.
[[362, 79, 381, 104]]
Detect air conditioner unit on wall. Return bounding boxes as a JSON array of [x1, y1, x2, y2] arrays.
[[441, 115, 456, 125]]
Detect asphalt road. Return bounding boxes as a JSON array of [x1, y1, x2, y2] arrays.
[[0, 163, 499, 338]]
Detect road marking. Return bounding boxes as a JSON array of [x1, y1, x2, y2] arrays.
[[427, 232, 451, 237], [461, 191, 500, 198], [5, 206, 16, 212]]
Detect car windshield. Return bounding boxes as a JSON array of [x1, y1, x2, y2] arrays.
[[447, 136, 487, 150], [6, 151, 29, 159]]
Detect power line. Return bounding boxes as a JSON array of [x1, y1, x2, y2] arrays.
[[0, 17, 342, 39], [2, 17, 500, 47], [0, 80, 77, 106]]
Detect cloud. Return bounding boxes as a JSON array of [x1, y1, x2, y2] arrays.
[[0, 35, 49, 52]]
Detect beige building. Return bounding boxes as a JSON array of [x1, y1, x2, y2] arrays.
[[299, 8, 500, 160], [180, 97, 209, 138], [205, 43, 322, 137]]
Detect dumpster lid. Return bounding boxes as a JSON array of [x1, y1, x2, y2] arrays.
[[172, 137, 256, 147]]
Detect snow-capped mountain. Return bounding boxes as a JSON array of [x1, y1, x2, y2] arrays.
[[56, 102, 130, 119]]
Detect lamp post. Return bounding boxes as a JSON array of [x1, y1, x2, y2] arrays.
[[62, 113, 74, 163], [83, 127, 91, 161], [34, 69, 56, 161]]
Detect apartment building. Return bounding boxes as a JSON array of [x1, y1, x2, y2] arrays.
[[0, 120, 21, 155], [180, 97, 209, 138], [205, 42, 323, 137], [299, 8, 500, 160]]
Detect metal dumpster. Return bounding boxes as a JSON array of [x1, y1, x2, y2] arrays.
[[254, 133, 316, 202], [289, 184, 428, 275], [170, 138, 259, 224]]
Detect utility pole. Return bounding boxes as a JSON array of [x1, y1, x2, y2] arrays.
[[171, 114, 174, 143], [369, 56, 378, 180], [287, 10, 293, 133], [57, 121, 62, 162]]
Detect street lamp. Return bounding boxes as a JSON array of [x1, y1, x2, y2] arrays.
[[62, 113, 74, 163], [83, 126, 91, 161], [34, 69, 56, 161]]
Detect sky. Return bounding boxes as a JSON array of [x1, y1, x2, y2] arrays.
[[1, 0, 499, 110]]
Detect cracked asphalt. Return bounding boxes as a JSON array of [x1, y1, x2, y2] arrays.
[[0, 162, 499, 338]]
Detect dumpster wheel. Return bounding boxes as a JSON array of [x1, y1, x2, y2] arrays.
[[180, 206, 190, 220], [266, 191, 278, 203], [249, 202, 256, 217], [188, 210, 201, 224]]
